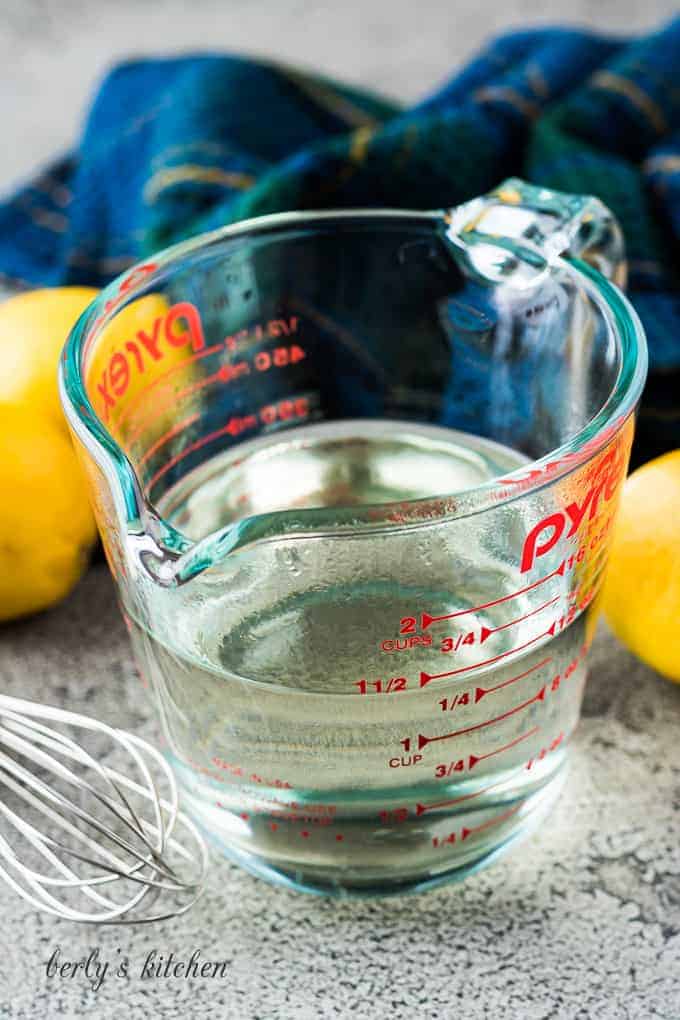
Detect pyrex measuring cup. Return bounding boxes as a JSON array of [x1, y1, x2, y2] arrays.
[[60, 179, 647, 897]]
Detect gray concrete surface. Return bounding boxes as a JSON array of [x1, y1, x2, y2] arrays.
[[1, 2, 680, 1018]]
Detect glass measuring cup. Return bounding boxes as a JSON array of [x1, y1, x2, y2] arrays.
[[60, 179, 647, 897]]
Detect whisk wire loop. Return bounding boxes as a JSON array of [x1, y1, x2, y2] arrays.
[[0, 693, 208, 924]]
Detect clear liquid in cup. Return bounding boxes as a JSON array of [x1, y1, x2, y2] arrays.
[[128, 421, 589, 895]]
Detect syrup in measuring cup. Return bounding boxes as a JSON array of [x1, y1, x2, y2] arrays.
[[127, 421, 586, 894]]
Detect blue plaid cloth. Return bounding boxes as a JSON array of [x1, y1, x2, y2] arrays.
[[1, 21, 678, 462]]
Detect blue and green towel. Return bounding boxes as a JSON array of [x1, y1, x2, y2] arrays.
[[1, 21, 678, 462]]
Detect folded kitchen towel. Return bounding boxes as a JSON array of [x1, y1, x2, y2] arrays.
[[0, 21, 678, 462]]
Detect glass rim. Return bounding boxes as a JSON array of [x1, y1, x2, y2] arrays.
[[59, 207, 649, 549]]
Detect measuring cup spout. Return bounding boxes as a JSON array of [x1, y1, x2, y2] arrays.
[[130, 516, 239, 589]]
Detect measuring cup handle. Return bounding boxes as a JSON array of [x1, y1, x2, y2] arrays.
[[446, 177, 626, 288]]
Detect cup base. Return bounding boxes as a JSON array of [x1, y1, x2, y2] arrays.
[[185, 762, 568, 898]]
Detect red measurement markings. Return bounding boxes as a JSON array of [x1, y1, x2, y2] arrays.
[[145, 417, 255, 491], [437, 690, 473, 712], [474, 655, 553, 704], [210, 757, 292, 788], [478, 596, 559, 644], [259, 396, 309, 426], [382, 722, 557, 820], [126, 360, 251, 447], [431, 803, 521, 848], [416, 560, 566, 631], [439, 597, 559, 654], [436, 641, 584, 721], [218, 793, 340, 832], [134, 365, 242, 437], [113, 342, 223, 430], [144, 396, 310, 492], [438, 656, 552, 711], [381, 634, 433, 653], [126, 344, 299, 447], [417, 689, 545, 751], [266, 812, 334, 828], [420, 623, 557, 687], [225, 316, 299, 349], [211, 757, 244, 778], [234, 816, 343, 839], [576, 587, 597, 612], [138, 412, 200, 467], [265, 798, 335, 814], [547, 649, 586, 694], [416, 779, 500, 815], [217, 360, 251, 382], [378, 808, 410, 825], [126, 379, 207, 447], [526, 731, 565, 770], [431, 726, 540, 778], [253, 344, 305, 372], [261, 825, 347, 840], [354, 677, 408, 695]]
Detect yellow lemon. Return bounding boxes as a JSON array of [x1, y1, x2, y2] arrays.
[[0, 404, 97, 620], [0, 286, 99, 427], [0, 286, 99, 621], [85, 293, 173, 428], [84, 294, 199, 466], [602, 449, 680, 680]]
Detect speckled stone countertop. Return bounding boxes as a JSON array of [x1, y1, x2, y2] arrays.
[[1, 2, 680, 1017]]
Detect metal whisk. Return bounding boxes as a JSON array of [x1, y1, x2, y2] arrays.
[[0, 694, 208, 924]]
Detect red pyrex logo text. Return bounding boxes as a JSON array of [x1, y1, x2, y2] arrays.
[[94, 301, 205, 421], [519, 446, 626, 574]]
